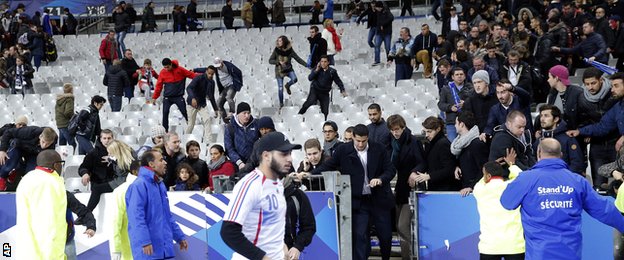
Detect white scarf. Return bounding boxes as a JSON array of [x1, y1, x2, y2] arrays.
[[450, 126, 480, 156]]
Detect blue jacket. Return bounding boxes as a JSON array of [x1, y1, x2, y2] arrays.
[[126, 167, 185, 260], [533, 120, 586, 174], [580, 99, 624, 137], [215, 61, 243, 92], [500, 158, 624, 259], [186, 73, 218, 111], [485, 85, 533, 136], [173, 179, 200, 191], [388, 36, 416, 64], [560, 32, 608, 64], [224, 116, 259, 165], [323, 0, 334, 20]]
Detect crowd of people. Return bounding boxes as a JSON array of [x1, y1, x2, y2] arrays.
[[5, 0, 624, 259]]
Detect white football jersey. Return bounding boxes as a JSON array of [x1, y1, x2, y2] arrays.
[[223, 169, 286, 260]]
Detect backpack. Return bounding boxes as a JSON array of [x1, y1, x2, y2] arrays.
[[67, 111, 82, 136], [17, 32, 29, 45]]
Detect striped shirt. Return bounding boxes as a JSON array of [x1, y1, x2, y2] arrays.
[[223, 169, 286, 259]]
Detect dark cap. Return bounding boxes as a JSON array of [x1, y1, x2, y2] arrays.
[[258, 116, 275, 130], [236, 102, 251, 114], [257, 132, 302, 153]]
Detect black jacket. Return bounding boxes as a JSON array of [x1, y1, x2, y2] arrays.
[[76, 104, 101, 141], [112, 11, 130, 32], [458, 138, 488, 189], [534, 33, 558, 73], [79, 142, 115, 184], [312, 141, 396, 210], [356, 4, 377, 28], [376, 8, 394, 35], [392, 128, 426, 205], [187, 1, 198, 19], [121, 58, 140, 86], [103, 64, 131, 97], [186, 73, 218, 111], [0, 126, 54, 156], [141, 6, 157, 32], [308, 33, 328, 68], [560, 32, 608, 64], [463, 93, 498, 133], [414, 32, 438, 56], [252, 0, 270, 27], [284, 182, 316, 252], [577, 86, 621, 144], [67, 191, 96, 231], [160, 147, 186, 187], [545, 84, 584, 130], [596, 17, 615, 48], [222, 5, 234, 24], [499, 61, 533, 96], [309, 67, 345, 93], [489, 125, 535, 170], [424, 133, 459, 191]]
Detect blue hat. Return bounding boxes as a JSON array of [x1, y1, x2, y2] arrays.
[[258, 116, 275, 130]]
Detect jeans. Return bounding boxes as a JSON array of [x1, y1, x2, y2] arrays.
[[76, 135, 94, 155], [58, 128, 76, 147], [123, 86, 134, 100], [446, 123, 457, 142], [328, 54, 335, 65], [32, 55, 43, 71], [116, 31, 126, 57], [186, 105, 213, 141], [218, 86, 237, 120], [162, 96, 188, 132], [589, 142, 617, 189], [108, 95, 122, 112], [65, 239, 77, 260], [103, 59, 112, 72], [276, 71, 298, 106], [374, 33, 392, 63], [395, 63, 413, 84], [367, 27, 377, 48]]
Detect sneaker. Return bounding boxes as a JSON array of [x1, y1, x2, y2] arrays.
[[0, 177, 6, 191], [285, 82, 292, 95], [7, 169, 17, 183]]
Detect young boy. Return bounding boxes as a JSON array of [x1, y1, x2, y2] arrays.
[[133, 59, 159, 101], [473, 149, 525, 260]]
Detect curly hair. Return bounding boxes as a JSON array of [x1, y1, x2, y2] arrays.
[[176, 163, 199, 190]]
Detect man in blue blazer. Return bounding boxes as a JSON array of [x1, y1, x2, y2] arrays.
[[308, 124, 396, 260]]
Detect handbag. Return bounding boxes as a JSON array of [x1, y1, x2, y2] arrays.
[[280, 62, 293, 73]]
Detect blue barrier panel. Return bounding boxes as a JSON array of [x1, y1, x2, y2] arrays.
[[417, 192, 614, 260], [0, 191, 339, 259]]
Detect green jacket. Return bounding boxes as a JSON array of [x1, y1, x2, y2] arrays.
[[55, 93, 74, 128]]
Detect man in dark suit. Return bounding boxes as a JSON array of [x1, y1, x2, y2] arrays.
[[306, 124, 396, 260]]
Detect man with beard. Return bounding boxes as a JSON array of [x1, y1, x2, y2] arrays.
[[367, 103, 391, 149], [305, 124, 396, 260], [221, 132, 301, 260], [534, 105, 585, 175], [154, 132, 186, 187]]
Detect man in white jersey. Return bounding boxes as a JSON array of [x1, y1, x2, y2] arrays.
[[221, 131, 302, 259]]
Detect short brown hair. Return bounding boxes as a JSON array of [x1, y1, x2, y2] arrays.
[[422, 116, 444, 132], [41, 127, 58, 143], [386, 114, 406, 129], [304, 138, 321, 151], [63, 83, 73, 93], [143, 58, 152, 66]]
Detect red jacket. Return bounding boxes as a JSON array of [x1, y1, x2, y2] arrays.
[[99, 37, 118, 60], [152, 59, 196, 100], [208, 160, 236, 191]]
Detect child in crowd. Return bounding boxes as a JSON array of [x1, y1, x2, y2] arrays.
[[473, 149, 526, 259], [133, 58, 158, 101], [172, 163, 200, 191]]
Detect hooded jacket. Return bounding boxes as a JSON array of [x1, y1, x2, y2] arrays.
[[104, 64, 131, 97], [308, 33, 328, 67], [501, 158, 624, 259], [126, 167, 186, 260], [55, 93, 74, 128], [489, 124, 535, 170], [152, 60, 196, 100], [533, 120, 586, 174]]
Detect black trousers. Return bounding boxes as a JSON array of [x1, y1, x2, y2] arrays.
[[352, 197, 392, 260], [480, 253, 525, 260], [298, 87, 330, 119], [162, 96, 188, 131], [87, 182, 113, 211]]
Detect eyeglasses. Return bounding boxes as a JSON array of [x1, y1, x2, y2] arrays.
[[55, 160, 65, 168]]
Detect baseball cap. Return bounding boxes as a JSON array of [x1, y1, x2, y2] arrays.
[[213, 57, 223, 68], [257, 132, 302, 153], [548, 65, 570, 86]]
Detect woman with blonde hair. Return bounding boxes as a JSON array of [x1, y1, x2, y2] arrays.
[[321, 19, 343, 65], [107, 140, 137, 189]]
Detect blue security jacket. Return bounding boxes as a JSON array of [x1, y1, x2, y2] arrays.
[[126, 167, 185, 260], [500, 159, 624, 259]]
